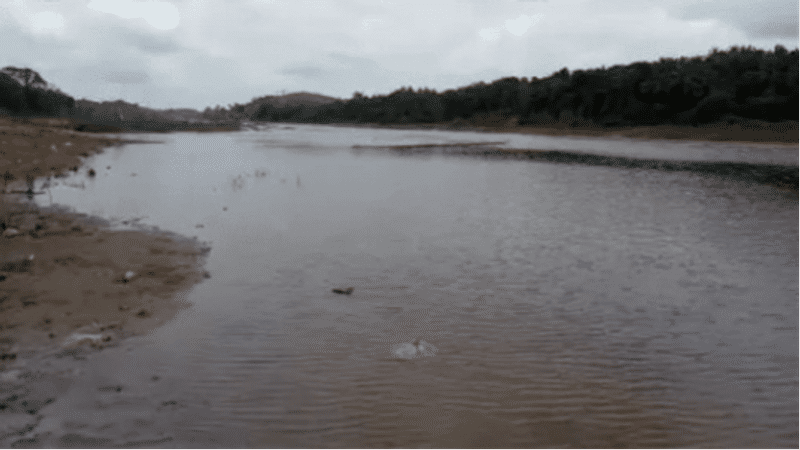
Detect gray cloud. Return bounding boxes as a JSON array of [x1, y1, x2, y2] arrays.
[[279, 66, 326, 78], [752, 18, 798, 39], [667, 0, 798, 38], [102, 70, 150, 84], [124, 30, 183, 54], [76, 19, 185, 55], [1, 0, 797, 109]]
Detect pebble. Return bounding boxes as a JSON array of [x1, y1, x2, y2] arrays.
[[2, 228, 20, 237], [116, 271, 136, 283]]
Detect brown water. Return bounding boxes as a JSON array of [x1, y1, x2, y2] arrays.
[[7, 125, 798, 447]]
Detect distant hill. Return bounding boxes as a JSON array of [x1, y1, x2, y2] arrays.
[[160, 108, 205, 122], [250, 92, 340, 108], [204, 92, 339, 122]]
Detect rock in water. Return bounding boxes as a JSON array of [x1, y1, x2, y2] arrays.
[[393, 343, 418, 359], [332, 287, 354, 295], [392, 339, 438, 359]]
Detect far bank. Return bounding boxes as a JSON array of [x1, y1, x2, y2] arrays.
[[327, 114, 799, 146]]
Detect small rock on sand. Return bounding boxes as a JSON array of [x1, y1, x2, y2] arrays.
[[115, 270, 137, 283], [332, 287, 354, 295], [2, 228, 20, 238]]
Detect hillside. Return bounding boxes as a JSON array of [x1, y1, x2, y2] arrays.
[[238, 45, 799, 140], [202, 92, 339, 123], [1, 45, 797, 139]]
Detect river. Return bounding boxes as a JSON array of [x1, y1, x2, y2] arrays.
[[14, 125, 800, 447]]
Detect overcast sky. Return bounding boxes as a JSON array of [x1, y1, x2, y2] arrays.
[[2, 0, 797, 109]]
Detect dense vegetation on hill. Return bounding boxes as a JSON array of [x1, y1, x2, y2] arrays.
[[239, 45, 798, 128], [0, 67, 235, 131], [200, 92, 338, 124], [0, 67, 75, 117], [0, 46, 797, 133]]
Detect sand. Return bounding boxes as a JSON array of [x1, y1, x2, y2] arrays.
[[0, 116, 209, 361]]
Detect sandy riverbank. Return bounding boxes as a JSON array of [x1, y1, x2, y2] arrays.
[[0, 116, 210, 361]]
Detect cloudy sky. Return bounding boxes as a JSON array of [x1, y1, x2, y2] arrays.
[[2, 0, 797, 109]]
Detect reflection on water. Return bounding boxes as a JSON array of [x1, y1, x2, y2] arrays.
[[18, 125, 800, 447]]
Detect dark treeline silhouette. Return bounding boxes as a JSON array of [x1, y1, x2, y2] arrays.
[[0, 66, 237, 132], [1, 45, 796, 133], [0, 67, 75, 117], [237, 45, 798, 129], [70, 99, 239, 132]]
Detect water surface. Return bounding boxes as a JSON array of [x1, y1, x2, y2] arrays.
[[18, 125, 800, 447]]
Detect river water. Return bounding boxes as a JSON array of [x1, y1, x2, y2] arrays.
[[17, 125, 800, 447]]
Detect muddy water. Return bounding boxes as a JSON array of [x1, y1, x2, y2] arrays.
[[10, 125, 799, 447]]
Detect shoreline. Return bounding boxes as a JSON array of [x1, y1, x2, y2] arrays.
[[0, 116, 210, 361], [323, 116, 799, 146]]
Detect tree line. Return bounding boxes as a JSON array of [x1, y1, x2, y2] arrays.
[[0, 67, 75, 117], [1, 45, 797, 131], [0, 67, 234, 131], [240, 45, 798, 128]]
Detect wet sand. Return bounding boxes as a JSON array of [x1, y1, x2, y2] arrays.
[[0, 116, 209, 358]]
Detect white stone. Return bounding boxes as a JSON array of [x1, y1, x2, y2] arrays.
[[61, 333, 104, 349], [392, 340, 438, 359]]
